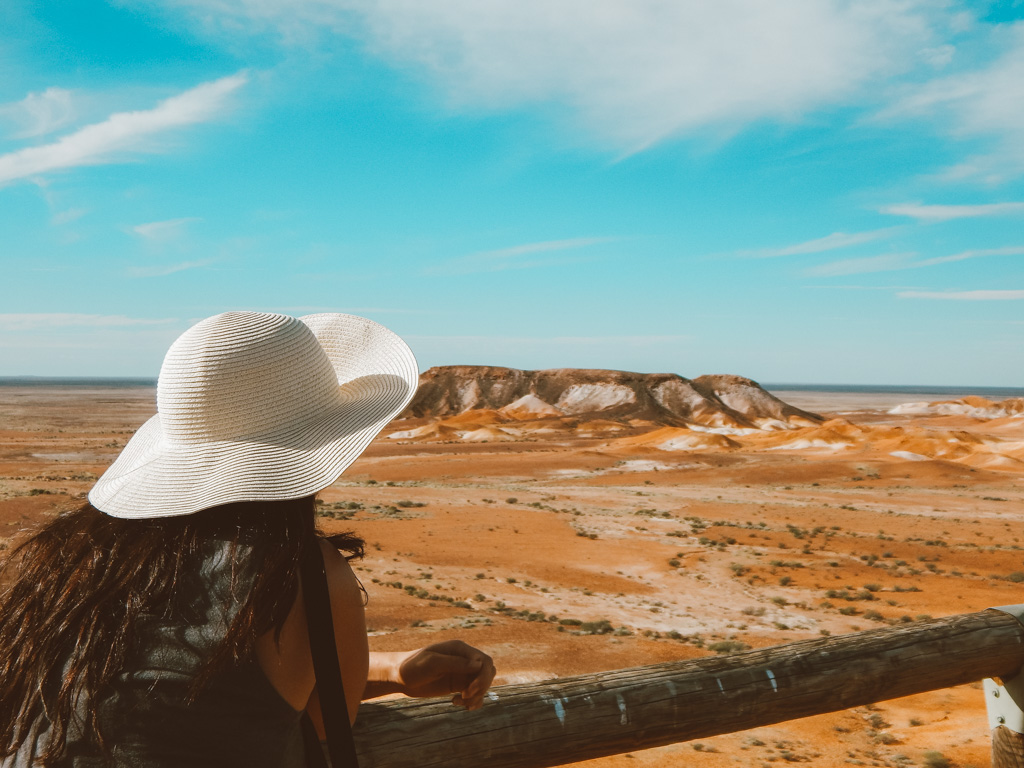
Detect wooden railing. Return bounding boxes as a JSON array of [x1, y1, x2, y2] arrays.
[[351, 608, 1024, 768]]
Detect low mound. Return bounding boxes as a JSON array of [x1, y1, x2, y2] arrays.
[[499, 394, 563, 420], [442, 409, 509, 427], [460, 426, 516, 442], [889, 397, 1024, 419], [610, 427, 739, 452], [872, 428, 984, 460], [387, 423, 461, 441]]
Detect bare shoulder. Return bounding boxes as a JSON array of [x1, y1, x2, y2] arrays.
[[317, 539, 365, 609], [255, 537, 368, 713]]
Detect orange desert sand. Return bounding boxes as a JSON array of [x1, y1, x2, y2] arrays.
[[2, 367, 1023, 768]]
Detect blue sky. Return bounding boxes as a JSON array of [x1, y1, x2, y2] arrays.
[[2, 0, 1023, 386]]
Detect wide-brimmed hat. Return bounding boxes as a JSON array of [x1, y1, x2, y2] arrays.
[[89, 311, 418, 519]]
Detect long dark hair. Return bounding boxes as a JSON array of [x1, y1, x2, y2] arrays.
[[0, 496, 363, 764]]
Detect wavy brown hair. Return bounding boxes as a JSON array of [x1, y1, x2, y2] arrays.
[[0, 496, 363, 765]]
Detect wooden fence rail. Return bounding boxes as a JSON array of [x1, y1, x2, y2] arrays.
[[350, 608, 1024, 768]]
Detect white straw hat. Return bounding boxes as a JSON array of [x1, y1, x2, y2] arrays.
[[89, 311, 418, 519]]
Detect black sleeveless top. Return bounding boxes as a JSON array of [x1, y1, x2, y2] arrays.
[[7, 539, 307, 768]]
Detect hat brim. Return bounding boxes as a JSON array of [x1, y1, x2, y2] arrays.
[[90, 314, 418, 518]]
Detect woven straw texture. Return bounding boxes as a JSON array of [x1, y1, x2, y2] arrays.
[[89, 312, 418, 518]]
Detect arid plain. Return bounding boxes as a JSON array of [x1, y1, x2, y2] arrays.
[[2, 378, 1023, 768]]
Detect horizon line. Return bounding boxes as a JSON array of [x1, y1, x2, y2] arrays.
[[1, 375, 1021, 394]]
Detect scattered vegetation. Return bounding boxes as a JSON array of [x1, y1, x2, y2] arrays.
[[708, 640, 749, 654], [922, 751, 951, 768]]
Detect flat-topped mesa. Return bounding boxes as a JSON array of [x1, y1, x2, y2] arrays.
[[401, 366, 823, 428]]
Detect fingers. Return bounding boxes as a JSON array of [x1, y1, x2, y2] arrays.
[[458, 652, 496, 711]]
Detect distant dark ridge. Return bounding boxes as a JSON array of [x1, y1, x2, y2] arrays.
[[0, 377, 157, 387], [766, 384, 1024, 399]]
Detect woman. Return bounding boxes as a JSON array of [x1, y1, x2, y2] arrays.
[[0, 311, 495, 767]]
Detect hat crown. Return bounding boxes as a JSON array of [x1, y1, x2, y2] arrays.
[[158, 312, 339, 444]]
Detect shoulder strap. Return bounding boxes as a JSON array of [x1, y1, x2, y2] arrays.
[[300, 540, 361, 768]]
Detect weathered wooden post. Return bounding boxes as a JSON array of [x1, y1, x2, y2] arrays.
[[350, 609, 1024, 768], [986, 606, 1024, 768]]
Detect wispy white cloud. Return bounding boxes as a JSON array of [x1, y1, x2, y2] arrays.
[[427, 236, 615, 275], [409, 334, 690, 346], [51, 207, 88, 226], [915, 246, 1024, 267], [127, 259, 213, 277], [151, 0, 938, 150], [880, 202, 1024, 221], [880, 25, 1024, 182], [807, 246, 1024, 276], [0, 73, 247, 186], [744, 228, 897, 258], [899, 290, 1024, 300], [0, 314, 177, 331], [804, 252, 916, 277], [0, 87, 76, 139], [275, 306, 435, 315], [132, 217, 200, 240]]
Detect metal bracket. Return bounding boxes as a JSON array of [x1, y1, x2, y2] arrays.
[[985, 605, 1024, 733]]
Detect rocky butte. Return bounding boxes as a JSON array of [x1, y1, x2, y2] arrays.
[[400, 366, 822, 429]]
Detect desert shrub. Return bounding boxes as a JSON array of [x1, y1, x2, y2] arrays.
[[867, 714, 891, 729], [505, 497, 518, 504], [579, 620, 614, 635], [708, 640, 749, 654], [396, 499, 426, 508], [922, 751, 950, 768]]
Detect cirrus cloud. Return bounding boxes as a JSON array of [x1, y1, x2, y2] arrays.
[[141, 0, 939, 150], [0, 87, 77, 139], [0, 314, 177, 331], [898, 290, 1024, 300], [880, 202, 1024, 221], [0, 73, 247, 186]]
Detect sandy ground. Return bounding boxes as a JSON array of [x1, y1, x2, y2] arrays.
[[2, 385, 1023, 768]]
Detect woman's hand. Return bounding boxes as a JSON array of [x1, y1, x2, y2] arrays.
[[366, 641, 496, 710]]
